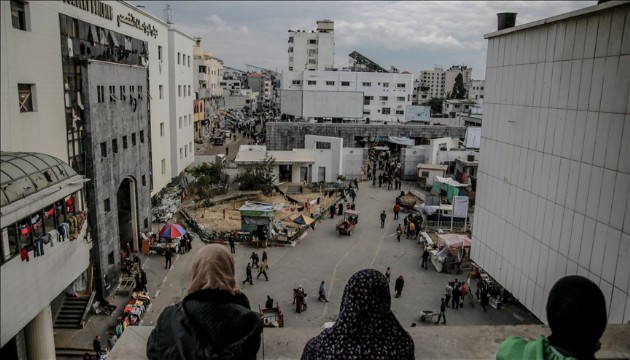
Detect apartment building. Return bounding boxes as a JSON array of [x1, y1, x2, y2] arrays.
[[444, 65, 473, 98], [419, 66, 446, 98], [472, 1, 630, 324], [469, 79, 485, 100], [248, 72, 273, 111], [0, 2, 197, 354], [288, 20, 335, 71], [193, 37, 223, 133]]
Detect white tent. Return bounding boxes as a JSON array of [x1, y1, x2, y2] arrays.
[[465, 127, 481, 149]]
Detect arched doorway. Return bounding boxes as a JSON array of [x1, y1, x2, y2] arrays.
[[117, 177, 139, 253]]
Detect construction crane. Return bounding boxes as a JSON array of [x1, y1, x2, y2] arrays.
[[245, 63, 279, 78]]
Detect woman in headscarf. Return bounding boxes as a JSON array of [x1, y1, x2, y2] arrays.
[[301, 269, 414, 359], [147, 244, 262, 360]]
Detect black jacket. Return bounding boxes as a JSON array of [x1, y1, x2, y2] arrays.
[[147, 289, 262, 360]]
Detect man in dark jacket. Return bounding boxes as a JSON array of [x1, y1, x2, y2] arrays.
[[394, 275, 404, 298], [164, 247, 173, 269], [421, 249, 430, 270], [435, 298, 447, 325], [380, 210, 387, 228], [242, 263, 254, 285]]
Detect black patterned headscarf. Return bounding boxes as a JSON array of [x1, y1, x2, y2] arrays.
[[301, 269, 414, 359]]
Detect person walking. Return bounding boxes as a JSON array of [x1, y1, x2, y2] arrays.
[[380, 210, 387, 228], [250, 252, 259, 268], [452, 285, 461, 310], [396, 224, 403, 242], [257, 260, 269, 281], [228, 234, 235, 254], [164, 247, 173, 269], [378, 173, 383, 188], [384, 267, 391, 283], [225, 146, 229, 156], [262, 251, 268, 264], [242, 263, 254, 285], [434, 298, 447, 325], [330, 204, 336, 219], [350, 189, 356, 203], [393, 203, 401, 220], [93, 335, 106, 359], [421, 249, 430, 270], [394, 275, 404, 298], [444, 282, 453, 308], [318, 281, 329, 302], [265, 295, 274, 309], [407, 221, 416, 240]]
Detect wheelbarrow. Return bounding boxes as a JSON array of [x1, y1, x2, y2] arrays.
[[419, 310, 438, 322]]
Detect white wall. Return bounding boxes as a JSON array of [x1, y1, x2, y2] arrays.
[[168, 29, 195, 178], [304, 135, 343, 178], [472, 2, 630, 324]]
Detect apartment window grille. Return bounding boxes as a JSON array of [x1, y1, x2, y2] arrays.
[[100, 142, 107, 158], [309, 39, 317, 44], [178, 52, 181, 65], [158, 45, 163, 60], [18, 84, 35, 112], [397, 96, 405, 101], [396, 110, 404, 115], [341, 81, 350, 86], [382, 107, 391, 115], [326, 81, 335, 86], [120, 86, 126, 100], [138, 86, 143, 99], [380, 96, 388, 101]]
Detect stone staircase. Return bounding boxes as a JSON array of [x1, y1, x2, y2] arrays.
[[54, 296, 89, 329]]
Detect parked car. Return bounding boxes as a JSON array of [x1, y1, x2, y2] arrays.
[[224, 130, 232, 138]]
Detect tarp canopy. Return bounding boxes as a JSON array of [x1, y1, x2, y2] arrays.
[[438, 233, 471, 248], [291, 214, 314, 225], [431, 176, 467, 201], [465, 127, 481, 149], [388, 136, 415, 146], [434, 176, 467, 187]]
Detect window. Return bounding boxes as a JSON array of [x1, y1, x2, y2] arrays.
[[315, 141, 331, 149], [11, 0, 27, 31], [397, 96, 405, 101], [382, 107, 391, 115], [179, 117, 182, 128], [18, 84, 35, 112], [108, 251, 115, 265], [307, 80, 317, 85], [308, 59, 316, 64], [159, 85, 164, 99], [100, 142, 107, 158], [177, 52, 181, 65], [188, 55, 191, 67], [362, 82, 371, 87], [397, 83, 406, 88], [142, 175, 146, 186], [160, 122, 165, 136], [179, 147, 183, 159], [188, 85, 191, 96], [140, 130, 145, 143], [289, 66, 293, 71], [122, 136, 128, 149], [132, 133, 136, 146], [112, 139, 118, 153], [288, 36, 294, 43], [104, 198, 111, 213], [363, 96, 373, 105], [422, 171, 430, 177], [158, 45, 163, 61], [120, 85, 126, 100], [396, 110, 404, 115], [380, 96, 388, 101], [382, 82, 389, 88], [96, 85, 104, 103], [184, 145, 188, 157], [161, 158, 166, 174], [109, 86, 117, 101], [341, 81, 350, 86], [363, 109, 370, 115], [309, 39, 317, 44], [292, 80, 301, 85], [326, 81, 335, 86], [178, 85, 181, 97], [137, 86, 143, 99]]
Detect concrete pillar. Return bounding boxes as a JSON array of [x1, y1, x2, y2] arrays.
[[24, 305, 56, 360]]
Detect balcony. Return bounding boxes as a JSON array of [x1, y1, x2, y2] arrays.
[[109, 324, 629, 359]]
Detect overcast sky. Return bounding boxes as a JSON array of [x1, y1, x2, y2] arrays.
[[132, 1, 593, 79]]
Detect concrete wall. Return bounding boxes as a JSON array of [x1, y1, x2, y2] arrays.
[[83, 61, 152, 296], [400, 147, 429, 180], [266, 123, 466, 151], [342, 148, 367, 180], [1, 223, 90, 346], [304, 135, 343, 179], [473, 1, 630, 324]]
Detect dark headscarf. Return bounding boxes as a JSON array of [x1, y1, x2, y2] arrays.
[[546, 275, 607, 359], [301, 269, 414, 359]]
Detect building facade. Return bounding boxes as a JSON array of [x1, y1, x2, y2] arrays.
[[168, 28, 195, 178], [472, 1, 630, 324], [248, 72, 273, 111], [281, 71, 414, 123], [469, 79, 485, 100], [288, 20, 335, 71], [193, 37, 223, 136], [444, 65, 472, 98], [419, 66, 446, 98]]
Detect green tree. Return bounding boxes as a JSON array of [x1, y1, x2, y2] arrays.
[[449, 73, 466, 99], [424, 97, 444, 115], [187, 161, 226, 201], [233, 154, 276, 195]]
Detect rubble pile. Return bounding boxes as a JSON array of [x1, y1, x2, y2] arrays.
[[152, 183, 185, 223]]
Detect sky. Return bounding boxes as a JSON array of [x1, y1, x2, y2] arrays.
[[132, 1, 593, 79]]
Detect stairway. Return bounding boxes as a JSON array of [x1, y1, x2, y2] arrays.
[[286, 185, 303, 194], [53, 296, 89, 329]]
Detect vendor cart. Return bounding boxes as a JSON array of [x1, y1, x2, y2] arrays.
[[259, 303, 284, 328], [419, 310, 439, 322], [398, 195, 418, 213], [336, 210, 359, 235]]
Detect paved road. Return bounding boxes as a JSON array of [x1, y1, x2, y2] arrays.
[[142, 179, 541, 329]]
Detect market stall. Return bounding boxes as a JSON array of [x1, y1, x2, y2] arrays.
[[430, 233, 471, 273], [239, 201, 284, 242], [430, 176, 468, 202]]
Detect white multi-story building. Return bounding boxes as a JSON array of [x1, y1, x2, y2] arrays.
[[288, 20, 335, 71], [472, 1, 630, 324], [468, 79, 485, 101], [168, 28, 195, 178], [444, 65, 472, 98], [281, 71, 414, 123], [248, 72, 273, 111], [419, 66, 446, 98]]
